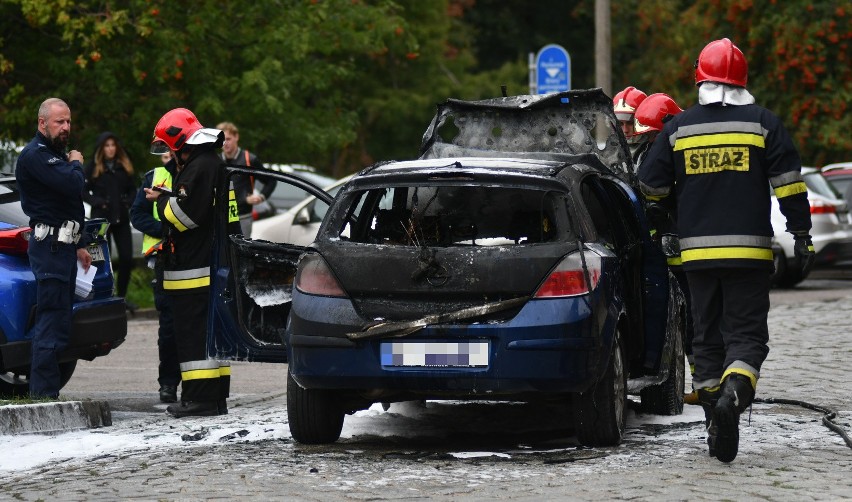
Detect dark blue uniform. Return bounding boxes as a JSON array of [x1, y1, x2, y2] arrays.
[[15, 131, 86, 398], [129, 165, 180, 395]]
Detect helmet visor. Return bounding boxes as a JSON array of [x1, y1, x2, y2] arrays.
[[150, 139, 171, 155]]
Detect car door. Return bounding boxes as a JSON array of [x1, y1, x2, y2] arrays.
[[580, 174, 672, 368], [208, 165, 334, 363]]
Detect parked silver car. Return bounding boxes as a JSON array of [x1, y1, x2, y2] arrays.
[[771, 167, 852, 287]]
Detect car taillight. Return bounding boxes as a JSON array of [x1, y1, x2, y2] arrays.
[[0, 227, 30, 255], [295, 253, 348, 297], [810, 200, 837, 214], [534, 250, 602, 298]]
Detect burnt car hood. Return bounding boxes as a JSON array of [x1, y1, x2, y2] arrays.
[[419, 88, 634, 188]]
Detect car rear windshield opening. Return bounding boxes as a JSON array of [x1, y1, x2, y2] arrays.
[[337, 185, 570, 246]]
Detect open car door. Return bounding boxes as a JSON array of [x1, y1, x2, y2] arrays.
[[208, 165, 335, 363]]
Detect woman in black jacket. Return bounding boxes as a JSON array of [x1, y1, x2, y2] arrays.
[[83, 131, 138, 311]]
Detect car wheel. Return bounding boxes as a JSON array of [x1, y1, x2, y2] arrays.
[[286, 368, 344, 444], [573, 327, 627, 447], [0, 361, 77, 398], [58, 360, 77, 390], [776, 259, 805, 288], [640, 308, 685, 415], [0, 372, 29, 398]]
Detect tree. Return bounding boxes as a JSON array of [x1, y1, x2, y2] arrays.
[[2, 0, 847, 177], [609, 0, 850, 165], [0, 0, 424, 176]]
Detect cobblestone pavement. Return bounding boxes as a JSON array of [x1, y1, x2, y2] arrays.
[[1, 291, 850, 501]]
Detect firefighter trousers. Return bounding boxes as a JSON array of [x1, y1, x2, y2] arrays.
[[171, 290, 230, 403], [686, 268, 770, 389]]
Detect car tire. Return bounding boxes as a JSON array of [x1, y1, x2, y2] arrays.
[[639, 308, 685, 415], [58, 360, 77, 390], [287, 368, 344, 444], [0, 372, 29, 398], [573, 327, 627, 447], [776, 259, 805, 288], [0, 361, 76, 398]]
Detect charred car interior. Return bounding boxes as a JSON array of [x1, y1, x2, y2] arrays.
[[210, 89, 686, 447]]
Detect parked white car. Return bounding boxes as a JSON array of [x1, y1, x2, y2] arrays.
[[251, 164, 336, 220], [771, 167, 852, 287], [251, 175, 352, 246]]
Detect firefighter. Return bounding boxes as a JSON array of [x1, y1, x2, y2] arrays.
[[145, 108, 237, 417], [633, 94, 698, 404], [129, 152, 181, 403], [612, 86, 648, 163], [637, 38, 814, 463]]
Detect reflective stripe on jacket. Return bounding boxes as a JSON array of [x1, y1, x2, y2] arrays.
[[141, 166, 173, 257]]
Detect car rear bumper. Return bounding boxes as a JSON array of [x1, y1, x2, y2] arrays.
[[814, 236, 852, 266], [0, 298, 127, 373], [288, 294, 614, 397]]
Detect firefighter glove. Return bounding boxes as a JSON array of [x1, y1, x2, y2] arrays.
[[793, 235, 815, 277]]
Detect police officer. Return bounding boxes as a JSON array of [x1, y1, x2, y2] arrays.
[[146, 108, 237, 417], [638, 39, 814, 463], [15, 97, 91, 398], [129, 152, 180, 403]]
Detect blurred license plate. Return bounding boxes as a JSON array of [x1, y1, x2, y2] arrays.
[[88, 244, 104, 262], [381, 341, 489, 367]]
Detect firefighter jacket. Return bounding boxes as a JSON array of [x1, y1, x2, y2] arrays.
[[637, 103, 811, 271], [155, 147, 222, 293], [16, 131, 86, 236]]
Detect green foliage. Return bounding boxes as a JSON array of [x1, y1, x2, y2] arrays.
[[609, 0, 850, 165], [0, 0, 848, 181], [125, 263, 154, 309]]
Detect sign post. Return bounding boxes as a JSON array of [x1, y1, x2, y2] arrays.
[[534, 44, 571, 95]]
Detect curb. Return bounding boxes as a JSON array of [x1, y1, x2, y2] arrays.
[[0, 400, 112, 435]]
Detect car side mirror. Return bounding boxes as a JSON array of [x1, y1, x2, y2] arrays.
[[294, 207, 311, 225]]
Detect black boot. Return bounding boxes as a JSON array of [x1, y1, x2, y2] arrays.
[[697, 387, 720, 457], [712, 374, 755, 463], [218, 399, 228, 415], [159, 385, 178, 403], [166, 401, 219, 418]]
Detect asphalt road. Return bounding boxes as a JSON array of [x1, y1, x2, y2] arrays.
[[18, 267, 844, 501]]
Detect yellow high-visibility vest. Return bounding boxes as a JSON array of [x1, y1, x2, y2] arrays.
[[141, 167, 173, 257]]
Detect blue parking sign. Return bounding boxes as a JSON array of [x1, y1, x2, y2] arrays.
[[536, 44, 571, 94]]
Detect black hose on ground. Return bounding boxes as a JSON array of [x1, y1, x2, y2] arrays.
[[754, 397, 852, 450]]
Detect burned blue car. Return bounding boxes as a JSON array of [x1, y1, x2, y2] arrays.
[[209, 89, 686, 447]]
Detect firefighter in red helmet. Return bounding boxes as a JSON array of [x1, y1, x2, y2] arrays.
[[638, 39, 813, 462], [633, 94, 697, 404], [633, 93, 683, 166], [612, 86, 648, 161], [146, 108, 238, 417]]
